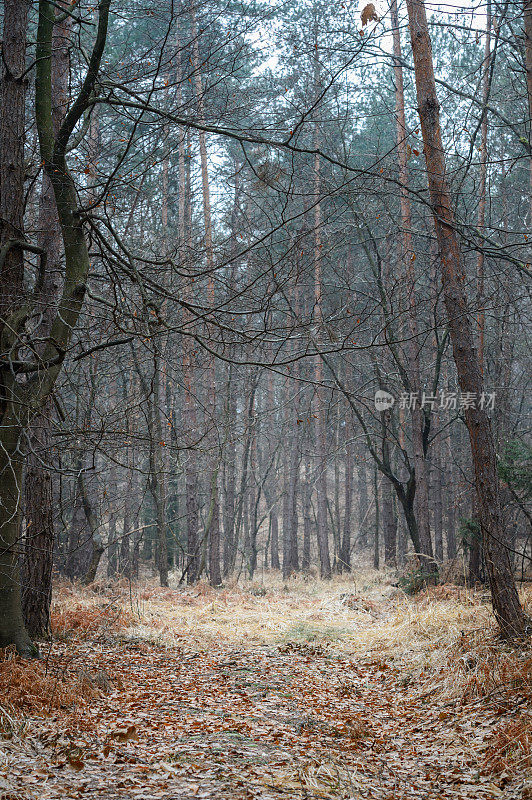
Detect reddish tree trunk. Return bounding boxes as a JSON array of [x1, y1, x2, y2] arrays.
[[391, 0, 434, 574], [406, 0, 527, 635]]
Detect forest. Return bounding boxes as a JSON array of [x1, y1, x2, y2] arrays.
[[0, 0, 531, 797]]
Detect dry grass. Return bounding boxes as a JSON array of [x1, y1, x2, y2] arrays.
[[62, 568, 530, 668], [2, 570, 532, 794], [483, 715, 532, 775], [0, 586, 132, 716], [5, 571, 532, 738], [50, 581, 134, 640], [0, 648, 101, 715], [51, 601, 132, 640]]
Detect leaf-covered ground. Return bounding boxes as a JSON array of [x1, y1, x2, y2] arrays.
[[1, 574, 531, 799]]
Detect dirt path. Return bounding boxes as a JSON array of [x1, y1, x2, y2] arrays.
[[3, 632, 523, 800]]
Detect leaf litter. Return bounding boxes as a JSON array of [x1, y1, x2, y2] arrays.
[[1, 573, 531, 799]]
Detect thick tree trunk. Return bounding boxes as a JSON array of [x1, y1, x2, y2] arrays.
[[406, 0, 527, 636], [0, 0, 36, 655], [22, 181, 61, 634], [0, 0, 29, 325], [22, 417, 54, 638], [0, 449, 37, 656]]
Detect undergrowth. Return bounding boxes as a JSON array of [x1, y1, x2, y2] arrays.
[[0, 649, 101, 714]]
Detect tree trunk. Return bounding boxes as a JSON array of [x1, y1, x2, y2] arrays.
[[120, 469, 132, 578], [0, 0, 35, 655], [476, 0, 491, 369], [523, 0, 532, 222], [333, 406, 341, 569], [191, 10, 221, 587], [152, 346, 169, 587], [357, 448, 369, 549], [78, 466, 104, 586], [247, 391, 259, 578], [22, 420, 54, 638], [282, 382, 294, 579], [0, 0, 29, 327], [373, 466, 380, 570], [339, 434, 354, 571], [383, 476, 397, 567], [175, 25, 200, 584], [107, 515, 118, 578], [391, 0, 434, 575], [22, 2, 70, 635], [270, 507, 280, 570], [313, 189, 331, 577], [266, 368, 280, 570], [432, 438, 444, 562], [0, 449, 37, 656], [406, 0, 527, 636], [302, 453, 312, 572], [312, 31, 332, 580], [222, 366, 237, 577]]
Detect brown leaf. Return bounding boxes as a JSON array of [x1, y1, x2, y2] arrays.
[[111, 724, 138, 742], [361, 3, 379, 27]]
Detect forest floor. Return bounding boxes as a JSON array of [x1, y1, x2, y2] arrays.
[[1, 570, 531, 800]]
